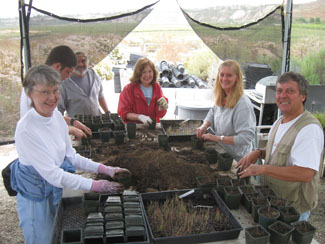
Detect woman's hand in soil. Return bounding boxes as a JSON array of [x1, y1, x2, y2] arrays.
[[91, 180, 124, 193], [98, 165, 131, 179]]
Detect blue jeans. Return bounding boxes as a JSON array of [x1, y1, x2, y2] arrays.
[[299, 211, 310, 221], [17, 193, 58, 244]]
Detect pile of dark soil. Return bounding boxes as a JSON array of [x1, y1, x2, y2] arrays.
[[91, 127, 223, 193]]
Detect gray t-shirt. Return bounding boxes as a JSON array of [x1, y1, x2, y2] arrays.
[[204, 94, 256, 161], [71, 72, 90, 96]]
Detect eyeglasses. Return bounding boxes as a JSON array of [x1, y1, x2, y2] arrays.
[[33, 88, 60, 97]]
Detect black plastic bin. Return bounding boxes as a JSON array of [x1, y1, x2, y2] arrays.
[[140, 188, 242, 244]]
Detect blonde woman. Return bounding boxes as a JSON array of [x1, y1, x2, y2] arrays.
[[196, 60, 256, 161]]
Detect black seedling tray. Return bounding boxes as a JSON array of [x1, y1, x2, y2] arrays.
[[160, 120, 203, 141], [140, 188, 242, 244], [51, 195, 149, 244]]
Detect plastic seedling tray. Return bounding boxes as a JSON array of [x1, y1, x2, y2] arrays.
[[140, 188, 242, 244], [160, 120, 203, 141], [51, 196, 149, 244]]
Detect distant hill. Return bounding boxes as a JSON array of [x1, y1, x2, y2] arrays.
[[293, 0, 325, 21]]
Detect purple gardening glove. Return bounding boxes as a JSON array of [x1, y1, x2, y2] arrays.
[[90, 180, 124, 193], [98, 164, 131, 179]]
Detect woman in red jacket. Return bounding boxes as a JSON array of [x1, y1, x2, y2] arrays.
[[118, 57, 168, 124]]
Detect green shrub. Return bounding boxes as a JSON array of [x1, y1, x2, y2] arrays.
[[297, 47, 325, 85], [184, 49, 218, 80], [313, 112, 325, 128]]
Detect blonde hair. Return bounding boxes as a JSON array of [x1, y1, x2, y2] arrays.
[[214, 60, 244, 108], [130, 57, 158, 85]]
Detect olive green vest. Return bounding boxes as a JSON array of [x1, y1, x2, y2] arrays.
[[262, 110, 323, 213]]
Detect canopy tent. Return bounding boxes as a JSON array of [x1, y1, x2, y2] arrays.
[[1, 0, 299, 144], [19, 0, 290, 80]]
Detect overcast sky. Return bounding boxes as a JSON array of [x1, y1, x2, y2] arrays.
[[0, 0, 316, 18]]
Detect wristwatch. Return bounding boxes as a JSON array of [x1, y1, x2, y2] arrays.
[[70, 118, 76, 126], [220, 135, 224, 143]]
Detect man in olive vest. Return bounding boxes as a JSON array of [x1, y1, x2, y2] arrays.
[[237, 72, 324, 221]]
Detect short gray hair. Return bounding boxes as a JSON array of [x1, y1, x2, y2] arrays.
[[276, 71, 309, 105], [23, 64, 61, 95]]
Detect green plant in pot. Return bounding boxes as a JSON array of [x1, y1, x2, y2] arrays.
[[217, 152, 233, 171], [268, 220, 294, 244]]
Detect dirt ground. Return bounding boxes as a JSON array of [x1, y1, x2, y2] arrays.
[[0, 125, 325, 243]]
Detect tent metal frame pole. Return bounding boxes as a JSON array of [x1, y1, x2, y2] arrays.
[[19, 0, 30, 74], [281, 0, 292, 74]]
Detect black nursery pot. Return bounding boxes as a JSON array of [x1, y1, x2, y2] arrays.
[[251, 196, 268, 223], [158, 134, 169, 149], [278, 206, 300, 224], [268, 220, 294, 244], [113, 131, 125, 145], [98, 127, 111, 142], [205, 148, 218, 164], [290, 220, 316, 244], [258, 206, 280, 230], [217, 152, 233, 171], [148, 119, 156, 130], [245, 225, 270, 244], [191, 136, 204, 149], [61, 228, 82, 244], [223, 186, 242, 210], [127, 123, 137, 139]]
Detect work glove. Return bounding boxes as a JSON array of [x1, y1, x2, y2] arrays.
[[98, 165, 131, 179], [157, 97, 168, 110], [138, 114, 153, 125], [90, 180, 124, 193]]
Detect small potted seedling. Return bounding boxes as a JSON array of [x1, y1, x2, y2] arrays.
[[270, 196, 287, 209], [291, 221, 316, 244], [268, 220, 294, 244], [278, 200, 300, 224], [258, 199, 280, 230]]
